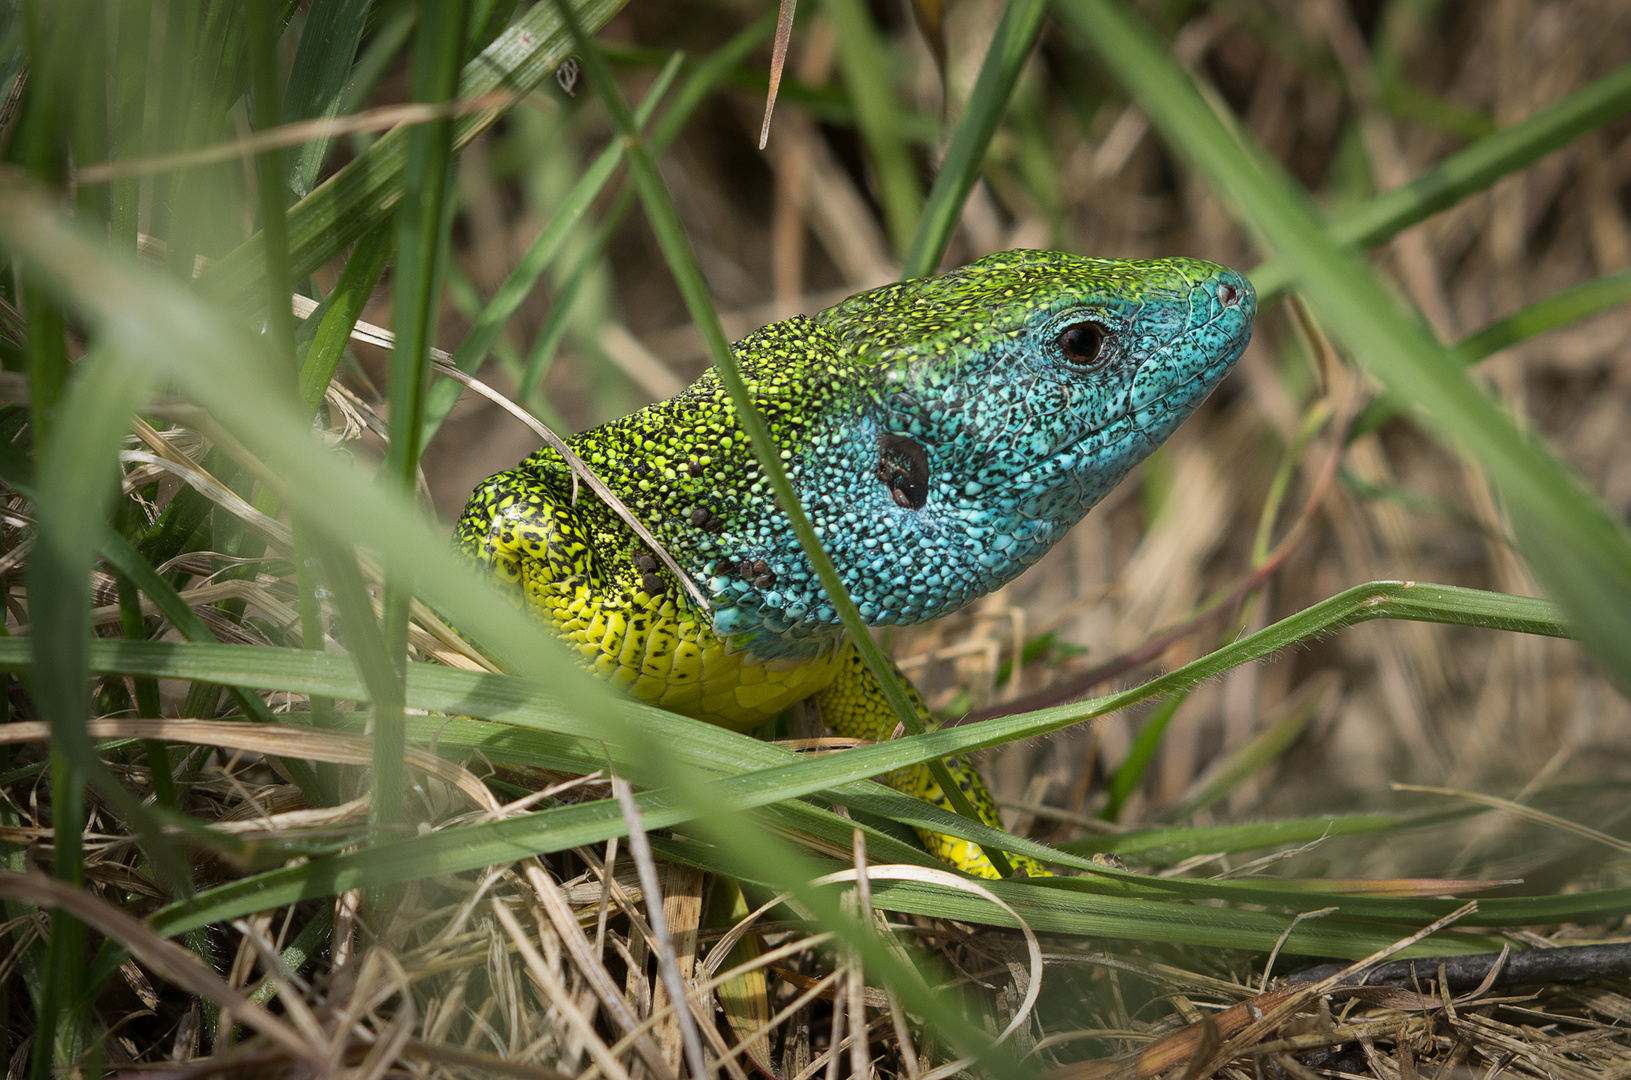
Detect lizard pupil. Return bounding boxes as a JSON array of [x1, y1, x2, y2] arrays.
[[1057, 321, 1106, 368], [876, 434, 930, 511]]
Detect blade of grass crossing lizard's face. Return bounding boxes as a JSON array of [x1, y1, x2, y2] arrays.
[[456, 250, 1255, 875]]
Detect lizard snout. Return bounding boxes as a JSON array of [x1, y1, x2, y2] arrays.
[[1119, 267, 1254, 434]]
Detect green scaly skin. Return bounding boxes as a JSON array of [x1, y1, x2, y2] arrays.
[[457, 250, 1256, 877]]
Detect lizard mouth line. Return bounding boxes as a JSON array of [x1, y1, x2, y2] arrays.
[[1124, 327, 1247, 439], [1129, 367, 1227, 436]]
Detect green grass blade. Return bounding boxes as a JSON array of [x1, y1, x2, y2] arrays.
[[378, 0, 470, 829], [16, 13, 94, 1065], [1054, 0, 1631, 692], [290, 220, 391, 772], [67, 0, 109, 228], [939, 582, 1567, 769], [108, 0, 151, 253], [1457, 267, 1631, 361], [387, 0, 466, 488], [201, 0, 629, 307], [248, 0, 294, 365], [163, 1, 251, 280], [306, 534, 409, 811], [1379, 88, 1495, 141], [855, 875, 1488, 955], [821, 0, 922, 258], [1062, 812, 1420, 864], [146, 0, 201, 250], [680, 835, 1504, 957], [1333, 60, 1631, 248], [1252, 61, 1631, 297], [900, 0, 1047, 279], [27, 346, 157, 1076], [295, 223, 393, 418], [16, 0, 70, 445], [282, 0, 371, 199]]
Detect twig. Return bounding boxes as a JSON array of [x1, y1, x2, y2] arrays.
[[1047, 903, 1483, 1080], [849, 830, 873, 1080], [74, 91, 523, 183], [612, 776, 711, 1080], [759, 0, 798, 149], [1290, 941, 1631, 991]]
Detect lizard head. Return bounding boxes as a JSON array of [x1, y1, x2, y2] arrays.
[[789, 248, 1255, 626]]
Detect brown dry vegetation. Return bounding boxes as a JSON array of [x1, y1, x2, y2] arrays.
[[2, 0, 1631, 1077]]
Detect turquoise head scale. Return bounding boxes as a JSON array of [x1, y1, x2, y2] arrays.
[[503, 250, 1256, 661]]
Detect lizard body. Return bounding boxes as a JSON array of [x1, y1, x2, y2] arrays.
[[456, 249, 1255, 876]]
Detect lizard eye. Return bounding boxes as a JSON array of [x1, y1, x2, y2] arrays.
[[1057, 321, 1108, 370]]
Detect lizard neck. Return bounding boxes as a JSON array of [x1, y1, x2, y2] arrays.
[[540, 316, 865, 663]]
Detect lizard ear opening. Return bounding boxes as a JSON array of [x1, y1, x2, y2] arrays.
[[876, 434, 930, 510]]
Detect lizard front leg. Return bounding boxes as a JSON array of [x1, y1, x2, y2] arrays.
[[814, 647, 1048, 878]]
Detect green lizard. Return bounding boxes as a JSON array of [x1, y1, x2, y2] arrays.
[[456, 249, 1255, 877]]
